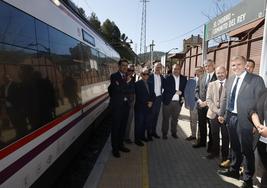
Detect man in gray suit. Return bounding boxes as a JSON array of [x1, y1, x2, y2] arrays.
[[193, 59, 217, 151], [218, 56, 265, 188]]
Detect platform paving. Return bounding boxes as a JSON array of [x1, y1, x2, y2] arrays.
[[84, 107, 244, 188]]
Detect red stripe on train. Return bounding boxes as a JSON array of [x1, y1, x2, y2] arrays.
[[0, 92, 108, 160]]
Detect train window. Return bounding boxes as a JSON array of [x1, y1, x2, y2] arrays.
[[0, 43, 36, 65], [70, 43, 83, 63], [82, 29, 95, 47], [0, 1, 36, 50], [49, 27, 83, 65], [91, 48, 99, 59], [81, 44, 92, 72], [35, 20, 50, 53]]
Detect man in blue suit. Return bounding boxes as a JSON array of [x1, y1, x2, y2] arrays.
[[148, 62, 164, 139], [184, 67, 204, 141], [108, 59, 132, 158], [134, 67, 155, 145], [162, 63, 187, 139]]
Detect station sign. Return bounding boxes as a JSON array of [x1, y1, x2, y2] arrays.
[[205, 0, 266, 41]]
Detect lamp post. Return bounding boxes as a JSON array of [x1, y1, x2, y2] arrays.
[[165, 47, 178, 75]]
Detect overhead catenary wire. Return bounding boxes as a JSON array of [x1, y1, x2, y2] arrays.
[[157, 24, 204, 44]]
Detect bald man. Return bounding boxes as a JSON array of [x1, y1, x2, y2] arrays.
[[206, 66, 229, 164]]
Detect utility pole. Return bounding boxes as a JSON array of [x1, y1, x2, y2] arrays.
[[260, 1, 267, 86], [202, 24, 208, 65], [139, 0, 149, 63], [149, 40, 155, 67]]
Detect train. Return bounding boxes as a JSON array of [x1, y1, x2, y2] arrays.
[[0, 0, 120, 187]]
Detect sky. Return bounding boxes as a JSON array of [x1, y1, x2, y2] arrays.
[[71, 0, 240, 53]]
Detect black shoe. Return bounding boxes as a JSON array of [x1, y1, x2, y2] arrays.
[[112, 150, 120, 158], [217, 169, 239, 180], [207, 146, 213, 153], [162, 135, 168, 139], [171, 133, 178, 139], [135, 140, 144, 146], [205, 153, 219, 160], [141, 137, 148, 142], [241, 180, 253, 188], [192, 143, 206, 148], [185, 136, 196, 141], [119, 146, 130, 153], [124, 139, 133, 144], [152, 133, 160, 139]]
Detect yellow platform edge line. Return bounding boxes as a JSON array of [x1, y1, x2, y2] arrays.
[[142, 144, 149, 188]]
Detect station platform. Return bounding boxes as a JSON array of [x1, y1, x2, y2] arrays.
[[83, 107, 243, 188]]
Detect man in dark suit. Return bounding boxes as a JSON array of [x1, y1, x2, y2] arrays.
[[162, 63, 187, 139], [193, 59, 217, 150], [218, 56, 265, 188], [148, 62, 164, 139], [108, 59, 132, 158], [134, 67, 155, 145]]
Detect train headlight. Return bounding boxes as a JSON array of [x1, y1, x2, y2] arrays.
[[52, 0, 61, 6]]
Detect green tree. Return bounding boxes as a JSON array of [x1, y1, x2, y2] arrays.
[[101, 19, 121, 42], [89, 12, 101, 31], [78, 7, 87, 18]]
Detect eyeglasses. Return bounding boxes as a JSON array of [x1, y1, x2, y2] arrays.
[[128, 69, 134, 72], [142, 73, 149, 76]]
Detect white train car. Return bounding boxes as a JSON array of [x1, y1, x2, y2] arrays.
[[0, 0, 119, 187]]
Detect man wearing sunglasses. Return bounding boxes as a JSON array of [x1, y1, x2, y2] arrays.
[[134, 67, 155, 146]]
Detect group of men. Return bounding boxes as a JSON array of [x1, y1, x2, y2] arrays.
[[185, 56, 265, 188], [108, 59, 186, 158], [108, 56, 266, 188]]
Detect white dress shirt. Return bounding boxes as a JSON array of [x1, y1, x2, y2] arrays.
[[206, 72, 215, 84], [219, 79, 226, 87], [260, 121, 267, 144], [172, 75, 180, 101], [231, 71, 247, 113], [154, 74, 162, 97]]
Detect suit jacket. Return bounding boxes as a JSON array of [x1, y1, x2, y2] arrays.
[[206, 80, 225, 119], [220, 73, 265, 130], [147, 73, 165, 97], [249, 89, 267, 149], [195, 73, 217, 102], [108, 71, 131, 107], [184, 78, 197, 111], [134, 80, 155, 111], [162, 74, 187, 105]]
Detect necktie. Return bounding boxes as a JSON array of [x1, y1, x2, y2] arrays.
[[228, 77, 240, 111], [144, 81, 150, 94], [122, 74, 126, 81], [219, 82, 223, 99], [218, 82, 223, 106], [205, 74, 211, 89]]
